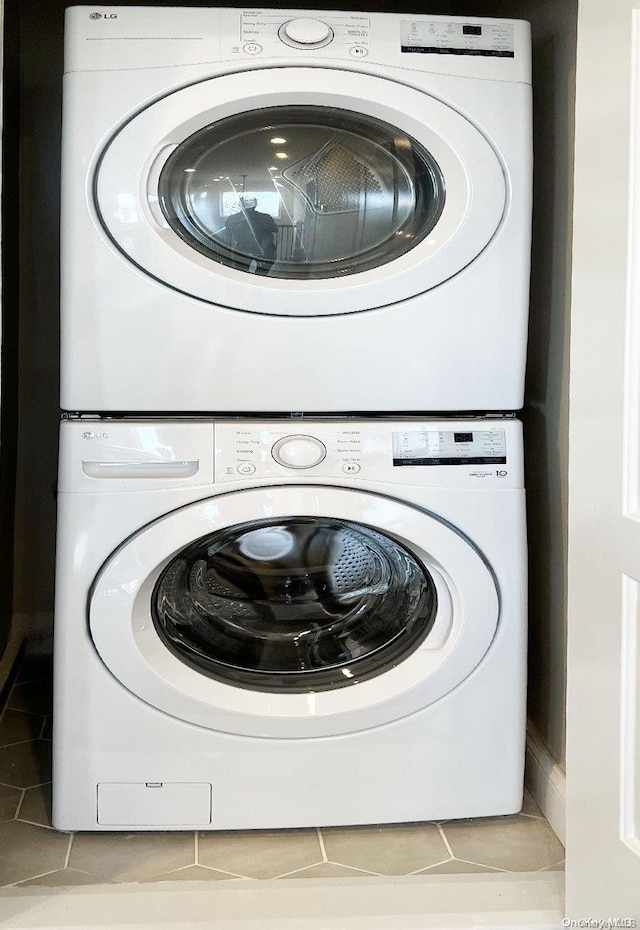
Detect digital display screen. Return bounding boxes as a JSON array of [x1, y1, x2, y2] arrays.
[[392, 429, 507, 466], [400, 20, 514, 58]]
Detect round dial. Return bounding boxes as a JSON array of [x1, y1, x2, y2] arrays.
[[272, 435, 327, 469], [280, 18, 333, 47]]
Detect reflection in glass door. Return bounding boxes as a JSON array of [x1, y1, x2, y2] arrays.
[[158, 107, 445, 278], [153, 517, 438, 692]]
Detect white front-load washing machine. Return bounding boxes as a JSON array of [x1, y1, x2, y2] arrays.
[[53, 417, 526, 830], [60, 7, 532, 414]]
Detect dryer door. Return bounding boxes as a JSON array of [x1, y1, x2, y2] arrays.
[[95, 67, 506, 316], [90, 486, 499, 738]]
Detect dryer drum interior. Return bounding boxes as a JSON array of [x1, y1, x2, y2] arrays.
[[157, 106, 446, 279], [152, 517, 438, 692]]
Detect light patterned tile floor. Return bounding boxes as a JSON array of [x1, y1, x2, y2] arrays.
[[0, 656, 565, 886]]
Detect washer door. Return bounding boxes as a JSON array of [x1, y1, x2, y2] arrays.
[[90, 486, 499, 738], [95, 68, 506, 316]]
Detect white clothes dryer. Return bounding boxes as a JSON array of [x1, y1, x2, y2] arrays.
[[53, 417, 527, 831], [60, 7, 532, 414]]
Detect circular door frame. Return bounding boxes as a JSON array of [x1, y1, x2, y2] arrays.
[[94, 67, 507, 317], [89, 486, 499, 738]]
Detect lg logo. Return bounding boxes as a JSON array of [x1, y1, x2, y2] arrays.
[[89, 12, 118, 19], [496, 470, 508, 477]]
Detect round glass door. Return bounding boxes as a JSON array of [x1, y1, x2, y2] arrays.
[[158, 106, 445, 279], [97, 67, 507, 315], [90, 485, 500, 737], [152, 517, 437, 692]]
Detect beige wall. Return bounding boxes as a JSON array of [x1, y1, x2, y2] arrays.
[[565, 0, 640, 912]]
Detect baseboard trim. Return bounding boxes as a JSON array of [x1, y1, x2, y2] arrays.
[[0, 872, 566, 930], [525, 724, 566, 845]]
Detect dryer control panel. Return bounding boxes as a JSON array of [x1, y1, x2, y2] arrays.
[[219, 8, 526, 74], [234, 9, 369, 57], [63, 8, 530, 83]]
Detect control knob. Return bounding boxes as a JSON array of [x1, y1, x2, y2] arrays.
[[279, 18, 333, 48], [272, 435, 327, 469]]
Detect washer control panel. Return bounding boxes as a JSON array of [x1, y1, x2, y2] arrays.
[[217, 423, 363, 480], [215, 421, 523, 488]]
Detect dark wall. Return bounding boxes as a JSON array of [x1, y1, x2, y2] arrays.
[[11, 0, 65, 629], [0, 0, 20, 666], [521, 0, 577, 766]]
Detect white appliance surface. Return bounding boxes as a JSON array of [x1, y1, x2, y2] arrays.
[[60, 7, 532, 413], [53, 417, 527, 830]]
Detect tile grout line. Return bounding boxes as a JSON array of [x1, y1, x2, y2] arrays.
[[535, 859, 565, 872], [408, 857, 455, 875], [175, 864, 243, 879], [408, 858, 508, 875], [146, 864, 199, 881], [325, 860, 382, 877], [272, 860, 382, 880], [199, 866, 252, 880], [455, 857, 510, 873], [271, 860, 327, 880], [437, 823, 455, 859], [6, 701, 47, 715], [8, 867, 62, 888], [316, 827, 328, 862], [13, 787, 27, 820], [15, 818, 57, 832], [63, 832, 74, 869], [148, 863, 249, 882], [0, 737, 47, 750]]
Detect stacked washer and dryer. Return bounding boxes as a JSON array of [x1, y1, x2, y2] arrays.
[[54, 7, 532, 831]]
